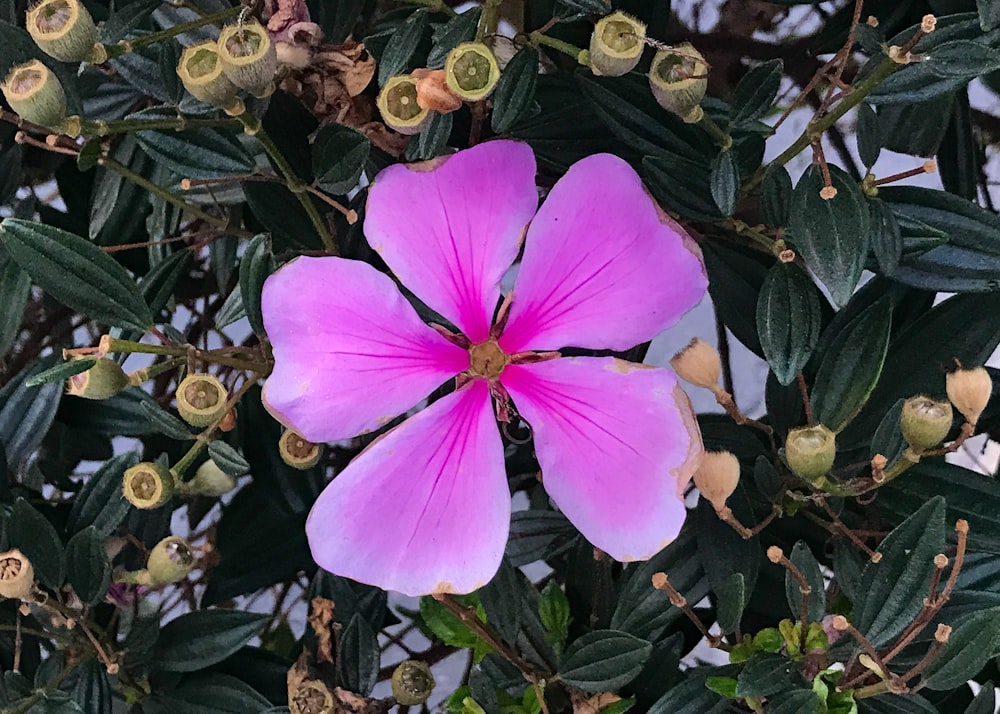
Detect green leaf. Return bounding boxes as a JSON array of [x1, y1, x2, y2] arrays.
[[964, 680, 996, 714], [856, 102, 882, 169], [406, 110, 453, 161], [538, 580, 570, 647], [8, 498, 64, 588], [140, 401, 195, 440], [478, 558, 527, 645], [492, 47, 539, 135], [920, 607, 1000, 690], [239, 235, 273, 337], [695, 482, 760, 601], [784, 541, 825, 624], [709, 151, 739, 217], [419, 595, 484, 650], [377, 9, 429, 85], [856, 497, 946, 647], [63, 527, 111, 607], [761, 164, 793, 227], [147, 673, 271, 713], [135, 128, 254, 180], [338, 614, 379, 696], [643, 153, 723, 222], [716, 573, 745, 635], [311, 124, 370, 195], [208, 441, 250, 476], [648, 672, 729, 714], [139, 249, 192, 320], [756, 262, 823, 386], [25, 359, 95, 388], [505, 509, 576, 566], [0, 219, 153, 331], [426, 8, 480, 68], [730, 59, 782, 126], [979, 0, 1000, 30], [767, 689, 822, 714], [559, 630, 652, 693], [870, 198, 903, 277], [810, 297, 892, 432], [215, 285, 247, 330], [67, 453, 137, 537], [0, 257, 30, 357], [870, 399, 907, 468], [788, 164, 870, 308], [0, 358, 62, 473], [153, 610, 270, 673], [736, 653, 807, 697], [70, 659, 111, 714]]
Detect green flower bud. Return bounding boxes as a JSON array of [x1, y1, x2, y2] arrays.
[[177, 40, 241, 111], [445, 43, 500, 102], [176, 373, 229, 427], [217, 19, 278, 98], [391, 659, 435, 706], [784, 424, 836, 484], [648, 43, 708, 123], [26, 0, 99, 63], [377, 75, 430, 135], [182, 460, 237, 497], [0, 549, 35, 600], [278, 430, 322, 470], [1, 59, 67, 129], [589, 12, 646, 77], [290, 679, 334, 714], [123, 462, 175, 509], [146, 536, 196, 585], [900, 395, 953, 453], [946, 366, 992, 427], [66, 358, 130, 400]]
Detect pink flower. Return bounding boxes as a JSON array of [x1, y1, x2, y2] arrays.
[[261, 141, 708, 596]]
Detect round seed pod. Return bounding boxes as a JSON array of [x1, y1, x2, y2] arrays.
[[0, 549, 35, 600], [177, 40, 240, 111], [65, 358, 131, 400], [26, 0, 99, 63], [391, 660, 435, 706], [217, 19, 278, 98], [648, 43, 708, 124], [176, 373, 229, 427], [669, 337, 721, 393], [693, 451, 740, 512], [376, 74, 429, 135], [289, 679, 334, 714], [589, 12, 646, 77], [784, 425, 836, 485], [278, 430, 322, 470], [946, 366, 992, 427], [146, 536, 196, 585], [1, 59, 67, 129], [123, 462, 175, 509], [444, 42, 500, 102], [900, 396, 953, 453], [183, 460, 237, 497]]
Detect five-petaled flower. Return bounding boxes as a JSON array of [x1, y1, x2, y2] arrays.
[[261, 140, 708, 596]]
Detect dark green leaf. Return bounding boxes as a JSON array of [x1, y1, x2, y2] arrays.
[[538, 580, 570, 645], [0, 256, 30, 357], [337, 614, 379, 696], [761, 164, 793, 227], [25, 360, 95, 388], [8, 499, 64, 588], [870, 198, 903, 277], [492, 47, 539, 135], [153, 610, 270, 673], [140, 401, 195, 440], [938, 90, 979, 201], [756, 262, 823, 386], [702, 241, 769, 357], [709, 151, 739, 217], [208, 441, 250, 476], [406, 110, 453, 161], [239, 235, 273, 337], [858, 693, 941, 714], [730, 59, 782, 126], [377, 9, 429, 85], [139, 249, 192, 319], [695, 486, 760, 607], [870, 399, 907, 468], [810, 297, 892, 432], [648, 672, 729, 714], [788, 164, 870, 308], [980, 0, 1000, 29], [716, 573, 745, 634], [215, 285, 247, 330], [67, 453, 137, 537], [426, 8, 480, 68], [135, 128, 254, 180], [878, 95, 955, 158], [557, 0, 611, 13], [784, 541, 825, 624], [64, 527, 111, 607], [736, 653, 807, 697], [478, 558, 526, 645], [505, 509, 577, 566], [643, 153, 723, 222], [69, 659, 111, 714], [559, 630, 652, 692], [856, 497, 945, 647], [920, 607, 1000, 689], [857, 102, 882, 169], [964, 680, 996, 714], [99, 0, 162, 44], [311, 124, 370, 195], [147, 673, 270, 714], [0, 358, 62, 473], [0, 219, 153, 331], [419, 595, 483, 650], [768, 689, 822, 714]]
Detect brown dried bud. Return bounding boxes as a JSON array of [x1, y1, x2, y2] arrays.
[[946, 366, 992, 426], [0, 549, 34, 600], [391, 660, 435, 706], [290, 679, 334, 714], [669, 337, 721, 392], [693, 451, 740, 511], [279, 430, 323, 470], [900, 395, 953, 452], [413, 69, 462, 113]]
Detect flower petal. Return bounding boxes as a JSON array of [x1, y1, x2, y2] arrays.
[[365, 140, 537, 342], [305, 380, 509, 595], [501, 357, 702, 561], [262, 256, 468, 442], [499, 153, 708, 353]]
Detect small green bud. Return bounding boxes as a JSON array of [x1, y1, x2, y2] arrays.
[[391, 660, 435, 706], [123, 462, 175, 509], [176, 373, 229, 427], [66, 358, 130, 400], [278, 430, 322, 470], [784, 424, 836, 484], [444, 42, 500, 102], [900, 395, 953, 453], [289, 679, 334, 714], [146, 536, 196, 585], [589, 12, 646, 77], [0, 549, 35, 600], [217, 19, 278, 98], [1, 59, 67, 129], [648, 43, 708, 123], [377, 75, 430, 135], [26, 0, 99, 63], [182, 460, 237, 497], [177, 40, 241, 111]]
